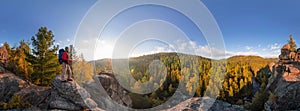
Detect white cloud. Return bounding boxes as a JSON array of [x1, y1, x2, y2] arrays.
[[175, 40, 282, 59], [245, 46, 252, 50], [196, 45, 211, 56], [67, 38, 70, 42], [54, 40, 63, 46], [226, 51, 260, 57], [225, 50, 279, 58], [178, 42, 187, 51], [168, 44, 175, 49], [130, 45, 175, 58], [174, 40, 226, 59], [269, 43, 280, 50], [156, 47, 166, 52], [189, 41, 197, 49], [264, 43, 282, 58], [54, 42, 60, 46]]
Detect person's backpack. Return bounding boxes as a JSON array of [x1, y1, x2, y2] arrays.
[[58, 49, 65, 64]]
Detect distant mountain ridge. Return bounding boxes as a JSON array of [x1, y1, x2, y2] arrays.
[[91, 52, 276, 65]]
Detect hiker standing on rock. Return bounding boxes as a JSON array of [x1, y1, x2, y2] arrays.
[[61, 47, 73, 82]]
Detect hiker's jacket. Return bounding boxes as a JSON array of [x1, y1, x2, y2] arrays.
[[62, 52, 72, 64]]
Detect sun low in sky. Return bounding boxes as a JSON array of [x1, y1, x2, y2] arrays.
[[0, 0, 300, 61]]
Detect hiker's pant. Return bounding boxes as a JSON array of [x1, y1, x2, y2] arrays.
[[62, 62, 72, 80]]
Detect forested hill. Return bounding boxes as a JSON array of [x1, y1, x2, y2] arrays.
[[227, 55, 277, 75], [227, 55, 275, 61], [93, 52, 277, 109]]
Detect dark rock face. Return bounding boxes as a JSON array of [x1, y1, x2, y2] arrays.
[[82, 73, 133, 110], [0, 72, 51, 110], [0, 73, 27, 103], [265, 63, 300, 110], [97, 73, 132, 107], [164, 97, 246, 111], [16, 85, 50, 108]]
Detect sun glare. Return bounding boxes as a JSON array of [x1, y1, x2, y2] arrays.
[[94, 40, 114, 60]]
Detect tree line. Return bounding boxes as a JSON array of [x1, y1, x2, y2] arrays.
[[95, 53, 276, 109], [3, 26, 93, 86]]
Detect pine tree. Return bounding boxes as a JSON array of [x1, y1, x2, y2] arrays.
[[288, 34, 297, 52], [28, 27, 59, 86], [14, 40, 33, 80]]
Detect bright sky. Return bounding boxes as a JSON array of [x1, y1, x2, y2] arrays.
[[0, 0, 299, 60]]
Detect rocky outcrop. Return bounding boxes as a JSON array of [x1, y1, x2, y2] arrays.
[[0, 65, 104, 111], [0, 72, 28, 103], [265, 63, 300, 110], [279, 44, 291, 62], [83, 72, 132, 110], [165, 97, 245, 111], [97, 73, 132, 107], [0, 72, 51, 110], [0, 64, 133, 111], [279, 43, 300, 63], [265, 43, 300, 110], [45, 74, 102, 111], [16, 85, 50, 108]]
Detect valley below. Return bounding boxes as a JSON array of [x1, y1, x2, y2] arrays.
[[0, 48, 300, 110]]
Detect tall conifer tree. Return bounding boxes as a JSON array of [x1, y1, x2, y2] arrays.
[[288, 34, 297, 52], [28, 27, 59, 86]]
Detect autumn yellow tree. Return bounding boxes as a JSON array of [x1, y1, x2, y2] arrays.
[[289, 34, 297, 52], [72, 54, 94, 83]]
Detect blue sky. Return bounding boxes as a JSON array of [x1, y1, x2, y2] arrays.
[[0, 0, 97, 47], [0, 0, 299, 60]]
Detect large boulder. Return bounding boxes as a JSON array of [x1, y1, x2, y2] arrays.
[[47, 90, 81, 111], [0, 72, 51, 110], [16, 85, 51, 108], [279, 44, 292, 63], [0, 73, 27, 103], [46, 74, 101, 111], [265, 63, 300, 110]]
